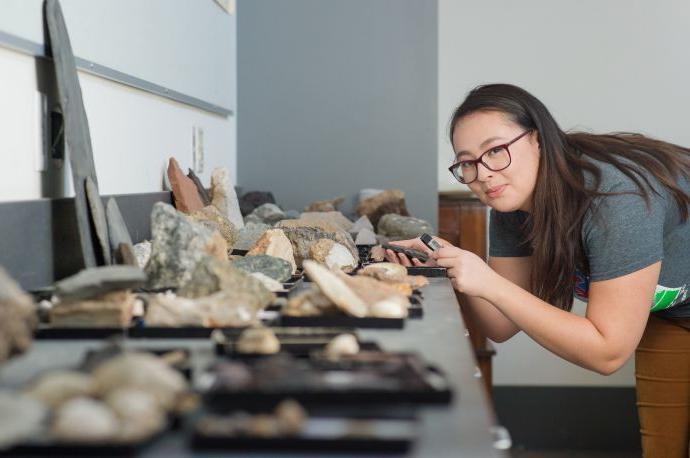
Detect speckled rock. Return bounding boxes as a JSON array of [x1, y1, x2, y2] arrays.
[[356, 189, 409, 227], [210, 167, 244, 229], [377, 214, 433, 240], [145, 202, 227, 289], [0, 268, 37, 363], [232, 255, 292, 282], [235, 223, 271, 251], [281, 226, 358, 268], [189, 205, 238, 250], [247, 229, 296, 274], [54, 266, 147, 301], [178, 256, 274, 310], [298, 212, 353, 232], [308, 239, 357, 272], [303, 196, 344, 213], [354, 228, 377, 245], [349, 215, 374, 235], [133, 241, 152, 269]]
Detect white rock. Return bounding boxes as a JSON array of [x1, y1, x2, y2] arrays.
[[210, 167, 245, 229], [0, 391, 47, 449], [303, 261, 367, 318], [52, 397, 120, 443], [324, 334, 360, 358], [23, 370, 94, 409], [250, 272, 284, 292]]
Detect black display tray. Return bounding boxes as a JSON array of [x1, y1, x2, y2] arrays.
[[2, 439, 156, 457], [278, 314, 405, 329], [34, 324, 250, 340], [406, 266, 447, 277], [202, 352, 453, 409], [191, 417, 416, 453]]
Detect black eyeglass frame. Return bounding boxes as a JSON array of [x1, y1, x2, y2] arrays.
[[448, 130, 533, 184]]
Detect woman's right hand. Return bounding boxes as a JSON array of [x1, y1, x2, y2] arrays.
[[384, 236, 453, 267]]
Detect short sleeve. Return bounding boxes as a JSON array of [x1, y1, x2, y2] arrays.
[[489, 209, 532, 257], [583, 184, 666, 282]]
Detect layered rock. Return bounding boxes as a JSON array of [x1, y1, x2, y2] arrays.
[[50, 291, 136, 327], [54, 266, 146, 301], [189, 205, 238, 250], [280, 226, 358, 268], [308, 239, 357, 272], [302, 261, 368, 317], [297, 211, 353, 232], [145, 290, 260, 328]]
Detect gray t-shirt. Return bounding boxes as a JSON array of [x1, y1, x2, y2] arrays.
[[489, 159, 690, 318]]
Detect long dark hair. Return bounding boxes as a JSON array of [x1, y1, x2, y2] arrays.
[[450, 84, 690, 311]]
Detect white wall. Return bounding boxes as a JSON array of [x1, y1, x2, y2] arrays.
[[438, 0, 690, 386], [0, 1, 236, 202]]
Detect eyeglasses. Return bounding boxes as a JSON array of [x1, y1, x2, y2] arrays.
[[448, 130, 532, 184]]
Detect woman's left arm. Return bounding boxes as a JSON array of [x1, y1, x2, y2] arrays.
[[434, 247, 659, 375]]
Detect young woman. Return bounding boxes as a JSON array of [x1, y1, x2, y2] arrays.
[[387, 84, 690, 457]]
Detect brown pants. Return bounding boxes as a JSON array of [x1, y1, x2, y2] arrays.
[[636, 315, 690, 457]]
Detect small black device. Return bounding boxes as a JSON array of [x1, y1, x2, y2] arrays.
[[420, 233, 442, 252]]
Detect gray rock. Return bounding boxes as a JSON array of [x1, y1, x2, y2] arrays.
[[284, 209, 301, 219], [281, 226, 358, 268], [359, 189, 385, 202], [133, 241, 152, 269], [0, 268, 36, 363], [235, 223, 270, 251], [178, 257, 274, 310], [244, 213, 264, 225], [105, 198, 133, 253], [85, 177, 111, 265], [354, 227, 377, 245], [377, 214, 433, 240], [349, 215, 374, 235], [250, 203, 285, 225], [145, 202, 222, 289], [188, 205, 238, 250], [232, 255, 292, 283], [187, 169, 211, 206], [55, 265, 147, 301], [239, 191, 276, 216]]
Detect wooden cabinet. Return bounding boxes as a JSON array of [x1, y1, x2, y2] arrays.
[[438, 192, 495, 399]]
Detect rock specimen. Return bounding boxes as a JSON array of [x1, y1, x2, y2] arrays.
[[302, 261, 368, 317], [304, 196, 344, 212], [284, 285, 337, 317], [196, 399, 307, 438], [281, 226, 358, 268], [23, 371, 94, 409], [308, 239, 358, 272], [354, 228, 377, 245], [284, 209, 300, 219], [133, 241, 152, 269], [105, 387, 166, 442], [0, 392, 47, 449], [356, 189, 409, 227], [52, 397, 120, 442], [85, 176, 112, 265], [247, 229, 297, 274], [235, 222, 270, 251], [248, 203, 286, 225], [210, 167, 245, 229], [0, 268, 36, 363], [239, 191, 276, 216], [232, 255, 292, 282], [324, 334, 360, 359], [377, 214, 433, 240], [250, 272, 284, 292], [167, 157, 204, 213], [144, 290, 259, 328], [297, 211, 353, 232], [50, 291, 136, 327], [236, 326, 281, 354], [177, 257, 274, 310], [189, 205, 238, 249], [145, 202, 227, 289], [54, 265, 146, 301], [336, 272, 409, 318], [105, 198, 134, 264], [369, 245, 387, 262], [381, 243, 429, 262], [358, 262, 429, 291], [187, 169, 211, 205], [349, 215, 374, 235]]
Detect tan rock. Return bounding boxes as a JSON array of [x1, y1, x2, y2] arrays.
[[303, 196, 344, 213], [298, 211, 353, 232], [308, 239, 357, 272], [236, 326, 281, 354], [50, 291, 135, 327], [189, 205, 238, 250], [247, 229, 297, 274], [0, 268, 36, 363], [283, 285, 337, 316], [205, 230, 229, 261], [336, 271, 410, 312], [167, 158, 204, 214], [356, 189, 409, 227], [302, 261, 368, 317]]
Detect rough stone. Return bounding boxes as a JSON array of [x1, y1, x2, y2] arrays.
[[377, 214, 433, 240], [210, 167, 245, 229], [178, 257, 275, 310], [85, 177, 112, 265], [356, 189, 409, 227], [145, 202, 227, 289], [187, 169, 211, 205], [236, 327, 280, 354], [0, 268, 37, 363], [145, 290, 260, 328], [284, 209, 301, 219], [298, 211, 353, 232], [167, 158, 204, 214], [302, 261, 367, 318], [308, 239, 357, 273], [55, 266, 147, 301], [189, 205, 238, 250], [232, 255, 293, 282], [247, 229, 297, 274], [50, 291, 136, 327], [281, 226, 358, 268], [0, 392, 48, 449], [283, 285, 337, 317], [349, 215, 374, 235], [358, 188, 384, 202], [354, 228, 377, 245], [239, 191, 276, 216], [250, 272, 284, 292], [105, 198, 133, 255], [249, 203, 286, 225], [324, 334, 359, 359], [235, 223, 270, 251], [303, 196, 344, 213], [336, 271, 409, 318], [244, 213, 264, 225], [133, 241, 152, 269]]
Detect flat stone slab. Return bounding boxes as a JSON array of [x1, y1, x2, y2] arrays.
[[54, 265, 147, 301]]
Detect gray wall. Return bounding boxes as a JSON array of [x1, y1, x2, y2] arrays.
[[237, 0, 438, 228]]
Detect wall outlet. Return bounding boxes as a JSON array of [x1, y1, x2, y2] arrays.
[[192, 125, 204, 173]]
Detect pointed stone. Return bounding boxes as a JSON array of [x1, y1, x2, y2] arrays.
[[247, 229, 297, 274], [188, 205, 238, 250], [210, 167, 244, 229], [85, 177, 111, 265], [105, 198, 133, 253], [303, 261, 368, 318], [354, 228, 377, 245], [187, 169, 211, 206], [167, 158, 204, 214], [350, 215, 374, 234]]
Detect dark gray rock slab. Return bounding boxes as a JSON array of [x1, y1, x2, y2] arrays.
[[54, 265, 146, 301]]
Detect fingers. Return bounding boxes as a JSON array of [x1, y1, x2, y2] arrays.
[[412, 257, 425, 267], [384, 249, 400, 263], [397, 252, 412, 267]]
